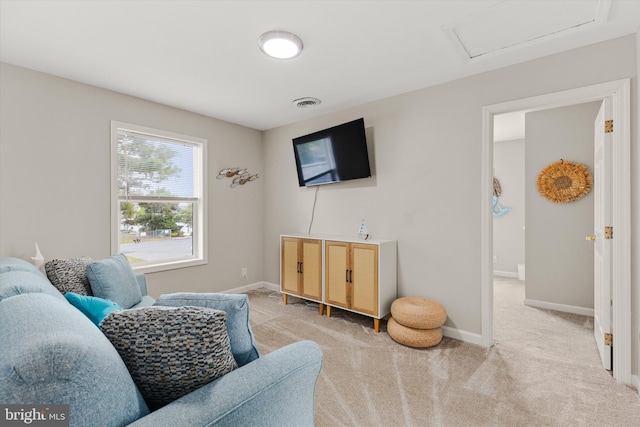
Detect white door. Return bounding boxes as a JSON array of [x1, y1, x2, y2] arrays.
[[593, 99, 612, 370]]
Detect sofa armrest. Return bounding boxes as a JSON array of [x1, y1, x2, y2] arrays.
[[135, 273, 148, 296], [128, 340, 322, 427]]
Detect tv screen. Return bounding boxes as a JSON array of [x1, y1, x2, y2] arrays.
[[292, 118, 371, 187]]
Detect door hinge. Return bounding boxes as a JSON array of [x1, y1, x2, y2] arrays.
[[605, 120, 613, 133], [604, 226, 613, 239], [604, 333, 613, 347]]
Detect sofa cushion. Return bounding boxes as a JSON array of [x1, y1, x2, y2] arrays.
[[64, 292, 123, 326], [131, 295, 156, 308], [0, 293, 150, 426], [86, 254, 142, 309], [0, 257, 47, 276], [0, 257, 65, 303], [44, 256, 94, 296], [100, 306, 238, 410], [0, 270, 66, 303], [154, 292, 260, 367]]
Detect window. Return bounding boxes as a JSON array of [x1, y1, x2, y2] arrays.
[[111, 121, 207, 272]]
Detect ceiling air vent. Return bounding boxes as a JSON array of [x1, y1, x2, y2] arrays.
[[293, 97, 321, 108]]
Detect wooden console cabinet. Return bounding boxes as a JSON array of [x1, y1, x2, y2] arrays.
[[280, 237, 323, 313], [280, 234, 397, 332]]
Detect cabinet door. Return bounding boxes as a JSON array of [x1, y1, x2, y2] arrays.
[[325, 241, 349, 308], [281, 237, 300, 295], [351, 243, 378, 316], [301, 239, 322, 300]]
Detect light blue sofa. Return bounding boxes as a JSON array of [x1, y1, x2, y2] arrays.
[[0, 257, 322, 426]]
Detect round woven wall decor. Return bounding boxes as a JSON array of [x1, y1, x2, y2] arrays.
[[536, 159, 592, 203]]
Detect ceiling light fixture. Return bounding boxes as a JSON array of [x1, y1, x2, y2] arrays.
[[258, 30, 303, 59]]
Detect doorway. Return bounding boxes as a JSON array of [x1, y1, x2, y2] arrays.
[[480, 79, 631, 384], [493, 102, 600, 312], [492, 102, 602, 370]]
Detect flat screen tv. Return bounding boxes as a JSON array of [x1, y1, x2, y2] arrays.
[[292, 118, 371, 187]]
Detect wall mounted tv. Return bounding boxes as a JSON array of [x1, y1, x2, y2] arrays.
[[292, 118, 371, 187]]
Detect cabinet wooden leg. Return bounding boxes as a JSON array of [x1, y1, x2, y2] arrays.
[[327, 305, 332, 318], [374, 318, 380, 333], [283, 293, 288, 305], [319, 303, 325, 316]]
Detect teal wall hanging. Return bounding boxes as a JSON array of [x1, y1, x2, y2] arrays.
[[493, 177, 511, 217]]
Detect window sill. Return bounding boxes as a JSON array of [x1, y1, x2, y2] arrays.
[[130, 257, 206, 274]]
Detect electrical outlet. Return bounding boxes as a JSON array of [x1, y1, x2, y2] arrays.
[[493, 255, 498, 263], [241, 267, 247, 278]]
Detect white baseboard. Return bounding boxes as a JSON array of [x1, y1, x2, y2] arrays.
[[261, 281, 279, 292], [229, 286, 605, 351], [227, 283, 495, 349], [524, 298, 594, 317], [227, 282, 488, 347], [224, 281, 279, 294], [442, 325, 484, 346], [493, 270, 519, 278]]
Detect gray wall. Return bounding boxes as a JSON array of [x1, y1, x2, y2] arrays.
[[1, 34, 638, 373], [0, 63, 264, 297], [525, 102, 601, 310], [493, 139, 525, 275], [262, 35, 637, 341]]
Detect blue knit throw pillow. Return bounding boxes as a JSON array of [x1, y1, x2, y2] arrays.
[[100, 306, 238, 410], [45, 257, 93, 295]]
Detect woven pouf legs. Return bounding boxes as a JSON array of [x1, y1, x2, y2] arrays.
[[388, 297, 446, 348]]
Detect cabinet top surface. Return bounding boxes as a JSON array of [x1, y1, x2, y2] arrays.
[[281, 233, 396, 244]]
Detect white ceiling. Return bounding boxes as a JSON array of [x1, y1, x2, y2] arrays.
[[1, 0, 638, 131]]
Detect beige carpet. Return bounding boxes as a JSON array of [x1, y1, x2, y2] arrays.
[[245, 278, 640, 426]]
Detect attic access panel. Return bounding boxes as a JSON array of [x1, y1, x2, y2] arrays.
[[443, 0, 611, 60]]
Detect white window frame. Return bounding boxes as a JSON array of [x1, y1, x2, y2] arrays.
[[110, 121, 207, 273]]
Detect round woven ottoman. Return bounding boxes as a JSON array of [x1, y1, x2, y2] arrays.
[[391, 297, 446, 330], [387, 317, 443, 348], [388, 297, 447, 348]]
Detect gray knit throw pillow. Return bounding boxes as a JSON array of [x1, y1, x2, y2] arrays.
[[44, 257, 93, 295], [100, 306, 238, 410]]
